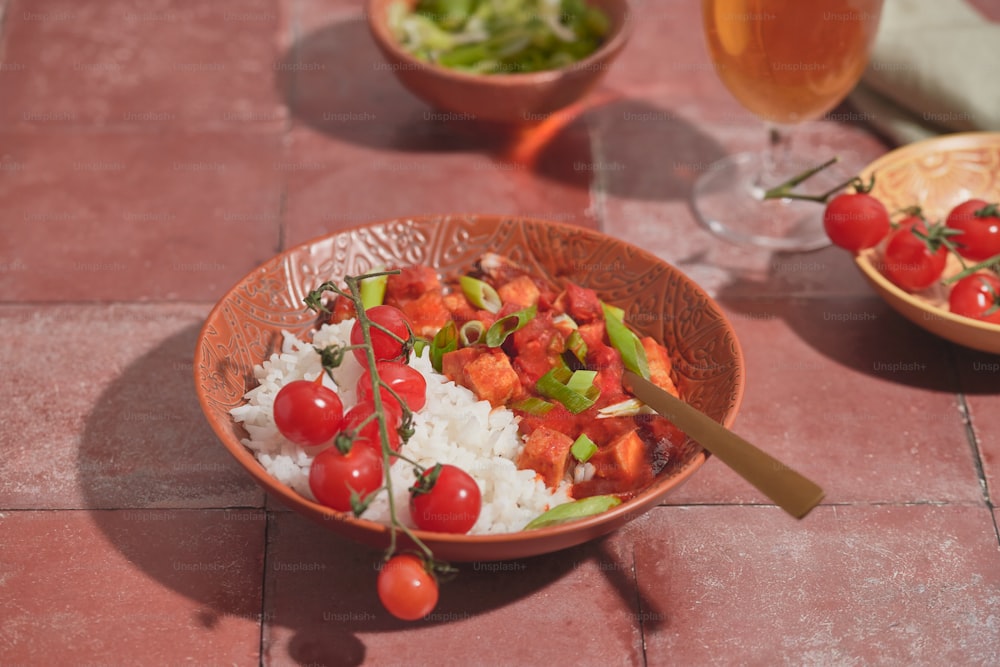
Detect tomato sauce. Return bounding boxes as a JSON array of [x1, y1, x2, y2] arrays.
[[328, 254, 688, 500]]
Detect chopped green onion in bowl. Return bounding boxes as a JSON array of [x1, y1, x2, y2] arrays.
[[388, 0, 611, 74]]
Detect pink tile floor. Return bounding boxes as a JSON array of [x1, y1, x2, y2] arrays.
[[2, 1, 999, 665]]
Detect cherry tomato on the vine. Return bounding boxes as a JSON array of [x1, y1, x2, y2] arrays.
[[351, 305, 412, 366], [823, 191, 891, 252], [272, 379, 344, 447], [357, 361, 427, 413], [308, 444, 383, 512], [948, 273, 1000, 324], [945, 199, 1000, 262], [377, 554, 439, 620], [410, 464, 482, 534], [342, 400, 404, 451], [882, 223, 949, 292]]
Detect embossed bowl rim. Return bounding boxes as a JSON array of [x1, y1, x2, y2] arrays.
[[194, 215, 745, 561]]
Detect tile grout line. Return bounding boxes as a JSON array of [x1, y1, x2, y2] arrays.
[[948, 345, 998, 545], [258, 510, 273, 667], [630, 542, 648, 667]]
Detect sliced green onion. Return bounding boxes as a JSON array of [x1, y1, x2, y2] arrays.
[[429, 320, 458, 372], [511, 396, 555, 416], [412, 338, 428, 358], [602, 303, 649, 380], [596, 398, 649, 419], [565, 329, 587, 365], [603, 302, 625, 323], [485, 304, 536, 347], [536, 364, 600, 414], [552, 313, 578, 329], [359, 268, 387, 309], [460, 275, 502, 313], [570, 433, 597, 463], [566, 369, 597, 394], [459, 320, 485, 346], [524, 495, 622, 530]]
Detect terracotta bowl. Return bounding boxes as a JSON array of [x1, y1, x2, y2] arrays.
[[194, 215, 745, 561], [365, 0, 632, 124], [854, 132, 1000, 355]]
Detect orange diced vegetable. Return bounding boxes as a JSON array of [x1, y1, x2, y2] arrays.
[[462, 349, 523, 407], [497, 275, 541, 308], [641, 337, 679, 397], [517, 425, 574, 487]]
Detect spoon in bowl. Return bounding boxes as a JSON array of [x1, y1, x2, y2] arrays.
[[623, 371, 824, 519]]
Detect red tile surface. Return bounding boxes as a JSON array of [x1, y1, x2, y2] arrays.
[[668, 296, 983, 506], [955, 348, 1000, 506], [0, 304, 263, 509], [3, 0, 1000, 664], [262, 511, 644, 666], [632, 504, 1000, 666], [0, 129, 283, 301], [0, 509, 265, 665], [0, 0, 286, 128]]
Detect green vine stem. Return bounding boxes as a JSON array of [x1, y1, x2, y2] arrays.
[[760, 156, 860, 203], [306, 272, 438, 565], [941, 252, 1000, 286]]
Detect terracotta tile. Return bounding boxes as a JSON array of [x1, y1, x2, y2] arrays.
[[263, 511, 644, 666], [630, 504, 1000, 666], [955, 348, 1000, 506], [0, 509, 265, 665], [281, 124, 596, 246], [667, 297, 981, 506], [0, 0, 286, 128], [0, 304, 263, 509], [0, 129, 282, 301]]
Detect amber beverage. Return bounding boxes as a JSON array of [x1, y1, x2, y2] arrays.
[[702, 0, 883, 123]]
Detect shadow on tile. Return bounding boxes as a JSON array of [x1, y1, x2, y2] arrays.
[[76, 324, 661, 660], [77, 323, 265, 620], [714, 284, 968, 393], [276, 15, 726, 202], [270, 514, 659, 666]]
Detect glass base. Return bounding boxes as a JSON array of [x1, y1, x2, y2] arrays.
[[692, 151, 840, 252]]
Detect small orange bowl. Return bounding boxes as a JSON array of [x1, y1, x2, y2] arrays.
[[194, 215, 744, 562], [854, 132, 1000, 355], [365, 0, 632, 123]]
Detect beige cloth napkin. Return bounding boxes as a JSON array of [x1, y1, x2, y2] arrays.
[[849, 0, 1000, 144]]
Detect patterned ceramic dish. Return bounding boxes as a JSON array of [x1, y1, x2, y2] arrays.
[[365, 0, 632, 124], [854, 132, 1000, 354], [194, 215, 744, 561]]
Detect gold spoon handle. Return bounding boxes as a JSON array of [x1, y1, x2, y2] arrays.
[[623, 371, 824, 519]]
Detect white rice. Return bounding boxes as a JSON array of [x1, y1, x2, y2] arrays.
[[230, 320, 573, 534]]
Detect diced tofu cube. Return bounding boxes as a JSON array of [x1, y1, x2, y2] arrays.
[[641, 337, 679, 397], [590, 429, 650, 486], [462, 349, 522, 407], [517, 426, 574, 487], [441, 348, 479, 386], [498, 275, 541, 308]]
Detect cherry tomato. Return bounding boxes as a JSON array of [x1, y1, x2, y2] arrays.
[[377, 554, 439, 621], [823, 192, 891, 252], [945, 199, 1000, 262], [948, 273, 1000, 324], [357, 361, 427, 413], [272, 379, 344, 447], [410, 465, 482, 534], [308, 444, 383, 512], [882, 224, 949, 292], [351, 305, 411, 366], [342, 400, 403, 452]]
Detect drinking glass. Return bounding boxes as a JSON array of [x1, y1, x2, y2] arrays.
[[693, 0, 884, 251]]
